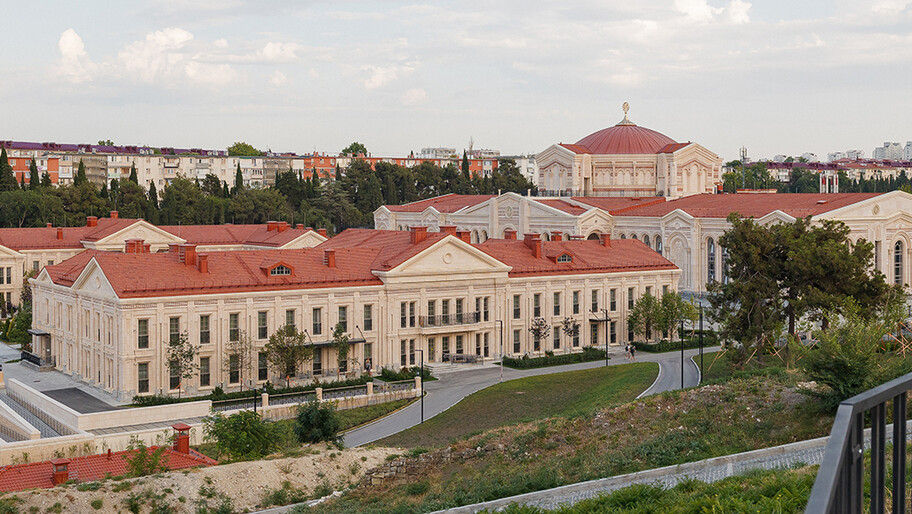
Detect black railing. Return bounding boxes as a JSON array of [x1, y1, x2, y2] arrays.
[[419, 311, 481, 327], [806, 371, 911, 513], [20, 351, 55, 368]]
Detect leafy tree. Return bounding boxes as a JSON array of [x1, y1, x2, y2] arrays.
[[341, 142, 367, 157], [294, 401, 341, 444], [128, 162, 138, 184], [265, 325, 313, 387], [0, 148, 16, 192], [528, 317, 551, 350], [28, 159, 39, 191], [628, 293, 661, 342], [203, 411, 276, 461], [148, 180, 159, 209], [56, 182, 107, 223], [657, 292, 698, 340], [97, 139, 114, 146], [40, 171, 52, 188], [233, 164, 244, 195], [223, 330, 255, 388], [117, 180, 149, 219], [200, 173, 223, 197], [561, 316, 580, 342], [74, 160, 88, 186], [330, 323, 354, 373], [160, 177, 203, 225], [227, 142, 262, 157], [166, 332, 199, 397]]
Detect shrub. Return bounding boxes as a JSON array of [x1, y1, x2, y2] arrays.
[[132, 375, 371, 406], [124, 436, 170, 477], [294, 401, 341, 444], [378, 366, 434, 382], [203, 411, 276, 461], [90, 498, 103, 510], [501, 347, 605, 369]]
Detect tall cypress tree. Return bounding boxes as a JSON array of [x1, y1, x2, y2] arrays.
[[234, 163, 243, 195], [128, 162, 138, 184], [40, 171, 52, 188], [28, 159, 39, 190], [0, 147, 16, 192], [461, 150, 470, 180], [74, 160, 88, 186], [148, 181, 159, 208]]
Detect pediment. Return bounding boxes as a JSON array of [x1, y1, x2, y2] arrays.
[[88, 221, 185, 251], [661, 209, 696, 229], [70, 259, 119, 299], [381, 236, 511, 281], [536, 144, 578, 168], [0, 244, 22, 258], [577, 208, 612, 225], [671, 143, 720, 162], [456, 197, 496, 216], [757, 210, 796, 226], [277, 231, 328, 249]]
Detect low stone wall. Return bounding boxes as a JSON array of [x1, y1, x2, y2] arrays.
[[77, 400, 212, 431], [7, 379, 80, 435], [0, 397, 40, 441]]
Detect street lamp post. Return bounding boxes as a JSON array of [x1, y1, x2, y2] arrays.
[[602, 308, 610, 367], [415, 349, 424, 424], [495, 320, 504, 383], [680, 319, 685, 389], [699, 306, 704, 385]]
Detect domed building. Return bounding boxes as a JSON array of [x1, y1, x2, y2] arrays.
[[536, 104, 723, 199]]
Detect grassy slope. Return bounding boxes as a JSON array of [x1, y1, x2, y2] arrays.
[[697, 349, 787, 383], [379, 362, 658, 449]]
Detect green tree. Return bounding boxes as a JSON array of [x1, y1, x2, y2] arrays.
[[461, 151, 470, 180], [657, 292, 698, 341], [233, 164, 244, 195], [294, 401, 341, 444], [264, 325, 312, 387], [341, 142, 367, 157], [627, 293, 661, 342], [128, 162, 138, 184], [40, 171, 52, 188], [0, 148, 16, 192], [117, 180, 150, 219], [227, 142, 262, 157], [203, 411, 276, 461], [330, 322, 354, 374], [97, 139, 114, 146], [160, 177, 203, 225], [74, 160, 88, 186], [166, 332, 199, 397], [148, 180, 159, 208], [28, 159, 39, 191], [200, 173, 223, 197]]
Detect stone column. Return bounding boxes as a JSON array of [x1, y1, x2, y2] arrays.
[[414, 376, 422, 397], [315, 387, 323, 402], [261, 392, 269, 409], [366, 382, 373, 396]]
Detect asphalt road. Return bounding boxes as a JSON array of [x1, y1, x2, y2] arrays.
[[344, 346, 720, 447]]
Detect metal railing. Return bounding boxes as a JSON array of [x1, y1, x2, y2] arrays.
[[20, 351, 55, 368], [806, 371, 911, 513], [375, 379, 416, 394], [419, 311, 480, 327]]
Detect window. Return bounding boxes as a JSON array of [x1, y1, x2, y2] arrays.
[[663, 285, 669, 296], [557, 253, 572, 263], [483, 297, 490, 321], [312, 308, 322, 335], [572, 291, 580, 315], [455, 299, 463, 324], [199, 315, 210, 344], [258, 311, 268, 339], [632, 234, 638, 240], [475, 333, 482, 355], [47, 260, 53, 266], [285, 309, 295, 328], [426, 300, 435, 326], [138, 363, 149, 393], [427, 338, 435, 361], [591, 290, 599, 312], [200, 357, 210, 387], [475, 297, 481, 318], [442, 336, 450, 354], [409, 302, 416, 327], [442, 299, 450, 318], [513, 330, 521, 353], [339, 306, 348, 332], [363, 304, 373, 331], [229, 354, 240, 384], [721, 247, 730, 284], [573, 330, 580, 347], [137, 319, 149, 349], [456, 335, 464, 354], [656, 235, 663, 255], [169, 360, 180, 390], [645, 286, 652, 297], [258, 352, 268, 381], [313, 348, 322, 375], [169, 317, 180, 344], [553, 329, 560, 349], [229, 313, 239, 341], [628, 288, 635, 310], [270, 265, 291, 276], [483, 332, 490, 357], [591, 323, 599, 346], [400, 340, 407, 366], [409, 339, 415, 365], [707, 237, 716, 283], [610, 289, 617, 311], [400, 302, 407, 328], [896, 241, 905, 285], [32, 261, 39, 271], [643, 235, 650, 248], [4, 267, 10, 284], [610, 321, 617, 344], [553, 292, 561, 316], [363, 343, 372, 367], [513, 295, 521, 319], [533, 294, 541, 317]]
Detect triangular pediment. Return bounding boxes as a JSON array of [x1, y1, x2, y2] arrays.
[[0, 244, 22, 258], [378, 236, 511, 283], [70, 259, 119, 300], [662, 209, 696, 227], [758, 210, 796, 225], [276, 231, 328, 249], [536, 144, 579, 168], [578, 208, 612, 225], [86, 220, 185, 251]]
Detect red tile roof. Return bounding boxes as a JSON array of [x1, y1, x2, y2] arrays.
[[477, 238, 677, 277], [160, 224, 318, 247], [0, 217, 141, 251], [0, 448, 215, 492], [317, 229, 449, 271], [576, 124, 676, 155], [656, 142, 691, 153], [535, 199, 590, 215], [613, 193, 882, 218], [557, 143, 592, 154], [385, 194, 495, 213], [570, 197, 667, 214]]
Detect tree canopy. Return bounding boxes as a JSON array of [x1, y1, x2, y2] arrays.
[[227, 142, 263, 157], [341, 142, 367, 156]]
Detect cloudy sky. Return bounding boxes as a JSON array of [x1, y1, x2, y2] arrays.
[[2, 0, 911, 161]]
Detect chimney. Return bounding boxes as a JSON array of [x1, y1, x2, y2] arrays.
[[503, 229, 517, 240], [440, 225, 457, 235], [324, 249, 336, 268], [456, 230, 471, 243], [524, 233, 542, 259], [179, 244, 197, 266], [410, 226, 428, 245], [168, 243, 181, 257], [51, 459, 70, 485], [46, 223, 52, 228], [569, 235, 583, 241], [551, 231, 562, 241], [109, 211, 118, 219], [296, 224, 305, 230], [86, 216, 98, 227], [317, 228, 327, 237], [172, 423, 191, 454], [266, 221, 278, 232], [143, 243, 151, 253], [198, 254, 209, 273], [600, 233, 611, 247], [56, 227, 63, 240], [277, 221, 289, 233]]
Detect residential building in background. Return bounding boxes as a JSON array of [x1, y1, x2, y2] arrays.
[[874, 142, 904, 160], [827, 149, 865, 162]]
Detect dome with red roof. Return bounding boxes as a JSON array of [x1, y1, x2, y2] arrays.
[[575, 109, 676, 155]]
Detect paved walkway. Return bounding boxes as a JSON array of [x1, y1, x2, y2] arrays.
[[344, 346, 719, 447]]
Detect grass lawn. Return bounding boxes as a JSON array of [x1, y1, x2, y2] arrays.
[[378, 362, 658, 449], [696, 349, 788, 383]]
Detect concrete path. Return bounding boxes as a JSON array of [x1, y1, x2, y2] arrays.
[[344, 346, 719, 447]]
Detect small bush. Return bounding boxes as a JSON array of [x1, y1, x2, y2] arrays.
[[405, 481, 429, 496], [378, 366, 434, 382], [501, 347, 606, 369], [294, 401, 341, 444], [124, 436, 170, 477], [90, 498, 103, 510], [203, 411, 277, 461], [260, 480, 308, 508]]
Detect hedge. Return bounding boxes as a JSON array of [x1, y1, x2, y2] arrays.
[[500, 346, 606, 369], [632, 332, 717, 353], [377, 366, 436, 382]]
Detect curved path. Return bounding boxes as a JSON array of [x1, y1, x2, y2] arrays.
[[345, 346, 720, 447]]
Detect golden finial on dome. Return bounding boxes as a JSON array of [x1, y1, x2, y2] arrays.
[[617, 102, 635, 126]]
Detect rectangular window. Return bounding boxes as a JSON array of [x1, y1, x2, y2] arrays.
[[442, 299, 450, 318], [286, 309, 295, 328], [553, 328, 560, 349], [533, 294, 541, 317], [312, 308, 322, 335], [400, 340, 407, 366], [199, 315, 210, 344], [484, 332, 490, 357], [137, 319, 149, 349], [313, 348, 322, 375], [533, 332, 540, 352], [258, 352, 268, 381], [628, 326, 635, 343], [258, 311, 268, 339], [483, 297, 490, 321], [611, 321, 617, 344], [169, 317, 180, 344], [591, 323, 599, 346], [363, 304, 373, 331], [628, 287, 635, 310], [513, 295, 521, 319], [138, 363, 149, 393], [572, 291, 580, 315], [339, 306, 348, 332], [455, 299, 464, 323], [409, 302, 416, 327], [229, 313, 239, 341], [553, 292, 561, 316], [475, 297, 481, 318], [32, 261, 39, 271], [169, 360, 180, 390], [442, 336, 450, 354], [476, 333, 482, 355], [610, 289, 617, 311], [200, 357, 210, 387], [591, 290, 599, 312], [456, 335, 464, 354], [573, 331, 580, 347], [400, 302, 407, 328], [363, 343, 372, 367], [646, 286, 652, 297], [409, 339, 415, 365], [513, 329, 521, 353], [663, 285, 669, 296], [427, 300, 436, 326], [428, 338, 435, 361], [229, 354, 240, 384]]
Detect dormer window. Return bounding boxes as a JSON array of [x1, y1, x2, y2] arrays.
[[270, 265, 292, 276], [557, 254, 573, 263]]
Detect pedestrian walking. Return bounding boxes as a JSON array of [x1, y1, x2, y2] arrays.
[[630, 344, 636, 361], [625, 344, 631, 361]]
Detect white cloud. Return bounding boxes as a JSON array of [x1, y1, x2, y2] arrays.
[[674, 0, 720, 22], [213, 38, 229, 48], [185, 61, 238, 86], [257, 42, 299, 62], [401, 87, 427, 105], [117, 27, 194, 82], [362, 65, 399, 89], [269, 70, 287, 86], [57, 29, 94, 83], [725, 0, 751, 24]]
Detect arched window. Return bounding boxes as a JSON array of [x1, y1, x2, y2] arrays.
[[471, 230, 479, 244], [619, 234, 626, 239], [271, 265, 292, 276], [895, 240, 904, 285], [587, 232, 600, 241], [655, 235, 663, 255], [643, 235, 650, 248], [707, 238, 716, 283], [721, 247, 730, 284], [480, 230, 487, 242], [631, 234, 638, 240]]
